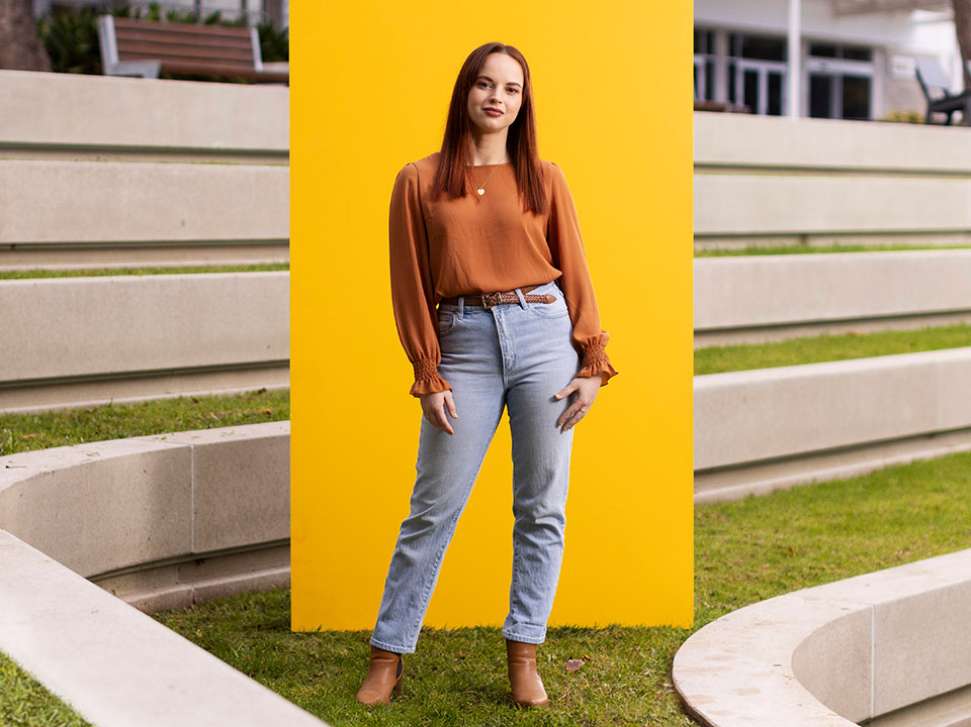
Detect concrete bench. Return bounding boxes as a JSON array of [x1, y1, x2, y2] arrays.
[[673, 547, 971, 726]]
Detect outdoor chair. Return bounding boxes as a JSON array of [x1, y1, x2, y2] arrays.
[[96, 14, 288, 84], [914, 56, 969, 125]]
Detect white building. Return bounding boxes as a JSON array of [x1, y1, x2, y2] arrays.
[[695, 0, 962, 120]]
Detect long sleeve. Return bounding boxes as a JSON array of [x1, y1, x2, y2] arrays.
[[389, 162, 452, 397], [546, 162, 619, 387]]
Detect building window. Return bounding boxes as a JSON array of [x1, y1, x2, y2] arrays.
[[694, 28, 716, 102], [727, 32, 787, 115], [807, 41, 874, 120]]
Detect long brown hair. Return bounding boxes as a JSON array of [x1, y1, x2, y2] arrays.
[[431, 42, 548, 216]]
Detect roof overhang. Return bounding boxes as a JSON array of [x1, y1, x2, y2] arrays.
[[832, 0, 952, 16]]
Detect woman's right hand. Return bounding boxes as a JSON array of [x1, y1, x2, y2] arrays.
[[421, 390, 458, 435]]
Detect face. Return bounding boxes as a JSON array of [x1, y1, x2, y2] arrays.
[[466, 52, 524, 134]]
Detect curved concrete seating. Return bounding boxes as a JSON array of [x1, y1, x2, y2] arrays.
[[673, 547, 971, 726], [0, 272, 289, 414], [695, 250, 971, 346], [695, 347, 971, 502], [0, 421, 290, 611], [0, 421, 324, 726]]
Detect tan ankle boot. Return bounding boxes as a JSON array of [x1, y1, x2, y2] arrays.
[[355, 645, 404, 705], [506, 638, 550, 707]]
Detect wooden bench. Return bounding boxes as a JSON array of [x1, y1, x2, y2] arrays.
[[96, 15, 288, 84]]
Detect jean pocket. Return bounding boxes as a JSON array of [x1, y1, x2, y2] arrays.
[[437, 309, 458, 337], [528, 290, 570, 319]]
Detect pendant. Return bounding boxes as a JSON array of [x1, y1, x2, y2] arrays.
[[476, 187, 486, 196]]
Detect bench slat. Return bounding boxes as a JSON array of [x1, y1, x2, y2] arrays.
[[119, 43, 254, 63], [112, 16, 254, 39], [115, 29, 252, 50]]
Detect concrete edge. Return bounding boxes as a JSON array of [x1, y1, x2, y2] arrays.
[[0, 529, 327, 727], [672, 548, 971, 726]]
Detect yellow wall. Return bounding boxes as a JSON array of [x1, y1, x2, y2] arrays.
[[291, 1, 693, 633]]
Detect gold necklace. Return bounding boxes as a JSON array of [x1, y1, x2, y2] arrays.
[[466, 164, 502, 197]]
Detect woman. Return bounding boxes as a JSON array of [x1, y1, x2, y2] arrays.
[[357, 41, 618, 709]]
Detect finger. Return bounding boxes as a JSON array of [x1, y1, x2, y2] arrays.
[[446, 392, 458, 419], [435, 406, 455, 435], [553, 382, 576, 401], [555, 395, 580, 427], [558, 402, 585, 431], [561, 402, 591, 432]]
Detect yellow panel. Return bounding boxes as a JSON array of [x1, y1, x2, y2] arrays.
[[291, 1, 694, 633]]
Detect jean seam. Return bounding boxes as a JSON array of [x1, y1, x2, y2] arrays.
[[404, 427, 498, 649], [505, 519, 527, 638], [408, 506, 461, 644]]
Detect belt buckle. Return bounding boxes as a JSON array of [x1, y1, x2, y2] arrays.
[[481, 291, 503, 309]]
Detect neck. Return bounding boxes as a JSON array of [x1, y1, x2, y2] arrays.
[[468, 132, 510, 165]]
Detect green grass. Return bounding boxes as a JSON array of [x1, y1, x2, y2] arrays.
[[147, 449, 971, 726], [0, 263, 289, 280], [696, 242, 971, 256], [0, 388, 289, 457], [0, 652, 92, 727], [695, 322, 971, 375]]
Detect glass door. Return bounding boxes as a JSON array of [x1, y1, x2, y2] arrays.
[[731, 60, 787, 115]]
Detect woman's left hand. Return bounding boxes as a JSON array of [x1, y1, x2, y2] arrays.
[[553, 375, 604, 432]]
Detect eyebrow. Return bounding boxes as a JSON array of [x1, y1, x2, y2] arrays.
[[477, 74, 522, 88]]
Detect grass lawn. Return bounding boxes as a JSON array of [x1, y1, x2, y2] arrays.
[[146, 449, 971, 726], [695, 322, 971, 375], [695, 243, 971, 256], [0, 388, 289, 457], [0, 652, 92, 727], [0, 263, 289, 280]]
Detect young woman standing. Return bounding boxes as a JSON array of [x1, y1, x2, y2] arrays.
[[357, 41, 618, 709]]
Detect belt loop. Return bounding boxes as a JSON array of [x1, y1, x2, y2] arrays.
[[458, 294, 464, 318], [514, 287, 527, 310]]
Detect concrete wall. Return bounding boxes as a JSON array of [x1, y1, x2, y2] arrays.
[[696, 249, 971, 345], [0, 272, 289, 413], [695, 111, 971, 248], [0, 70, 288, 270], [695, 347, 971, 502]]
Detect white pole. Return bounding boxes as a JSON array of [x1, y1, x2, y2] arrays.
[[788, 0, 801, 118]]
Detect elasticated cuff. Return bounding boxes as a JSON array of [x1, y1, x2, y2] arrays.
[[576, 330, 619, 386], [409, 358, 452, 397]]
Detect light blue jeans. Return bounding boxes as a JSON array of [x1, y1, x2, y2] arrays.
[[370, 279, 581, 654]]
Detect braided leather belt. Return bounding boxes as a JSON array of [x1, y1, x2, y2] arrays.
[[439, 283, 556, 309]]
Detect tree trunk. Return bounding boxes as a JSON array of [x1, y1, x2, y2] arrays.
[[954, 0, 971, 124], [0, 0, 52, 72]]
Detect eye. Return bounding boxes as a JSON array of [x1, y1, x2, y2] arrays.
[[507, 88, 519, 95]]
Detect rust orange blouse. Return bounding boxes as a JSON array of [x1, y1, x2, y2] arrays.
[[389, 151, 619, 397]]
